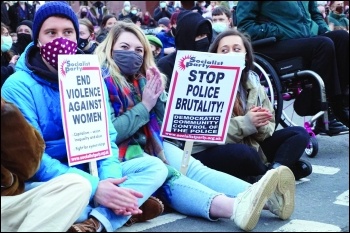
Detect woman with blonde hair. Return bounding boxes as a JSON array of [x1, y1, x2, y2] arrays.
[[95, 21, 296, 232]]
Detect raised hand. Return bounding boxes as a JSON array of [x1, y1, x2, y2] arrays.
[[142, 67, 164, 112]]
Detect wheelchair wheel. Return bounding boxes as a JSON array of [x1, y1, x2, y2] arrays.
[[304, 136, 318, 158], [279, 98, 315, 129], [253, 54, 283, 128]]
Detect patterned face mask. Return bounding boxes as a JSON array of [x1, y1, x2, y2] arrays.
[[38, 37, 77, 69]]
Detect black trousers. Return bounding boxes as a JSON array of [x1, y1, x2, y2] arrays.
[[192, 126, 310, 180], [254, 30, 349, 97]]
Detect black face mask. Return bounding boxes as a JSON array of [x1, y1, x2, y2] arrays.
[[81, 12, 87, 18], [78, 37, 89, 49], [194, 37, 210, 52], [17, 33, 32, 45], [16, 33, 32, 53], [335, 6, 344, 14]]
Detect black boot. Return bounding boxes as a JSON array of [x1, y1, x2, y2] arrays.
[[290, 159, 312, 180], [332, 95, 349, 127], [314, 106, 349, 136]]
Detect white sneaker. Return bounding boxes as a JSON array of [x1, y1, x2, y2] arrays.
[[231, 169, 278, 231], [267, 166, 295, 220]]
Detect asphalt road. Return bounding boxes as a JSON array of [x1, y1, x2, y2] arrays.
[[116, 132, 349, 232]]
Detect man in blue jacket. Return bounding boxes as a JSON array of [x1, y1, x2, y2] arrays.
[[1, 1, 167, 232]]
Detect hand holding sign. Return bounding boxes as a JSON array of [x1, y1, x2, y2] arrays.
[[142, 67, 164, 112]]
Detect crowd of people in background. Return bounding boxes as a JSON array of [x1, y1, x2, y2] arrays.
[[1, 1, 349, 232], [2, 1, 348, 75]]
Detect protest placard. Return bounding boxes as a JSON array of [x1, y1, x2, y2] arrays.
[[161, 50, 245, 174], [161, 50, 245, 143], [58, 54, 111, 167]]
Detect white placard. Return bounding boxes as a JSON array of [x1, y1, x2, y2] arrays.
[[58, 54, 112, 166], [161, 50, 245, 143]]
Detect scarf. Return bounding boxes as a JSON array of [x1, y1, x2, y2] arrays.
[[104, 69, 181, 204], [104, 71, 167, 163]]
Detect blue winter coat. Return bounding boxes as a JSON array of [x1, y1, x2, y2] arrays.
[[1, 42, 122, 200]]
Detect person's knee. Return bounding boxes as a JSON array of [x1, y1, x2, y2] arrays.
[[63, 174, 92, 196], [328, 29, 349, 39], [317, 36, 335, 52], [292, 126, 310, 145], [143, 156, 169, 181]]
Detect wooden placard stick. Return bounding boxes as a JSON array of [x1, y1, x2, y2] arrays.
[[180, 141, 194, 175]]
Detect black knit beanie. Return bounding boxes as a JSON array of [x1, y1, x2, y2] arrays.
[[17, 20, 33, 31]]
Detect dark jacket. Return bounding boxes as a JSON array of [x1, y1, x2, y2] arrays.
[[82, 41, 99, 54], [1, 2, 10, 26], [153, 7, 172, 21], [96, 28, 109, 43], [8, 2, 34, 33], [236, 1, 330, 41], [157, 10, 212, 91], [1, 54, 15, 88]]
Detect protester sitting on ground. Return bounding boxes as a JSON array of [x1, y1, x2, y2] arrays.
[[210, 6, 232, 42], [1, 2, 168, 232], [141, 11, 157, 28], [236, 1, 349, 132], [157, 10, 212, 91], [96, 14, 118, 43], [10, 19, 33, 55], [95, 19, 296, 232], [156, 12, 178, 57], [146, 34, 164, 62], [191, 28, 312, 183], [1, 22, 19, 88], [1, 97, 92, 232], [130, 7, 143, 27], [78, 18, 99, 54]]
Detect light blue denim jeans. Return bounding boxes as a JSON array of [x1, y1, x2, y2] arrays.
[[26, 156, 168, 232], [160, 141, 250, 220], [85, 156, 168, 232]]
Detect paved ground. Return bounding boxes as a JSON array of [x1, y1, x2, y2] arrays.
[[116, 133, 349, 232]]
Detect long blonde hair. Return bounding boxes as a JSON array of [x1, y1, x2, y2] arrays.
[[94, 21, 167, 89]]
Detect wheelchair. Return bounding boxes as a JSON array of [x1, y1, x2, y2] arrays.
[[251, 37, 331, 158]]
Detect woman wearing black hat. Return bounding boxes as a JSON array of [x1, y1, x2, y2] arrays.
[[10, 19, 33, 55]]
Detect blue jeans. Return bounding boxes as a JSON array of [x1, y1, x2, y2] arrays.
[[80, 156, 167, 232], [159, 141, 250, 220]]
